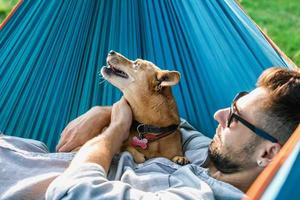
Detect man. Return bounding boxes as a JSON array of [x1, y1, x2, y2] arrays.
[[0, 67, 299, 199]]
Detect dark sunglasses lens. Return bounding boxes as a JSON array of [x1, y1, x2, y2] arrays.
[[227, 92, 248, 128], [227, 111, 233, 127]]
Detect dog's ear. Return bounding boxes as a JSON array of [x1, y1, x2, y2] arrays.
[[156, 70, 181, 87]]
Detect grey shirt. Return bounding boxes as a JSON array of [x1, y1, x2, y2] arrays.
[[0, 119, 244, 200]]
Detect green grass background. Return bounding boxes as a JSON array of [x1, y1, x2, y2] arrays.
[[0, 0, 299, 66], [0, 0, 18, 23], [239, 0, 300, 66]]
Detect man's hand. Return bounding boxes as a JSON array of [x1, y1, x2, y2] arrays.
[[107, 97, 133, 142], [56, 106, 112, 152], [67, 97, 133, 173]]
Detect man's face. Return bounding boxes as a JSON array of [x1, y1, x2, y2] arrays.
[[208, 88, 268, 173]]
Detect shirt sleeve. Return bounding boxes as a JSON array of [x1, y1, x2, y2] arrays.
[[46, 163, 214, 200], [179, 118, 212, 165], [179, 118, 212, 151], [0, 135, 49, 153]]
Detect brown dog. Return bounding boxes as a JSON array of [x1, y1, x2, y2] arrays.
[[101, 51, 188, 165]]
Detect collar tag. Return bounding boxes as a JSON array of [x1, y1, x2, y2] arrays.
[[131, 136, 148, 149]]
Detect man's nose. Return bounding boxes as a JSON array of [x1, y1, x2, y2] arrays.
[[214, 108, 230, 128], [109, 50, 116, 56]]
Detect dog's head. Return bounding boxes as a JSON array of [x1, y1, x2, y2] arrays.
[[101, 51, 180, 100]]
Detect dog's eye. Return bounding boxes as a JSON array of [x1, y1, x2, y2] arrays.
[[134, 62, 140, 69], [161, 76, 168, 81]]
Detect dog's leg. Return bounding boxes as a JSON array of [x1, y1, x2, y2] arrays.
[[126, 146, 146, 163], [159, 131, 190, 165]]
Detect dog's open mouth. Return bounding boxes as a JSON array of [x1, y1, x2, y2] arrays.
[[104, 62, 129, 79]]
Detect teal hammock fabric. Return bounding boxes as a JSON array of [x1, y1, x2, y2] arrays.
[[0, 0, 290, 152]]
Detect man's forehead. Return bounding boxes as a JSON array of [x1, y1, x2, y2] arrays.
[[237, 87, 268, 110]]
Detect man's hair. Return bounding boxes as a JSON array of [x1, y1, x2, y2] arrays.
[[256, 67, 300, 145]]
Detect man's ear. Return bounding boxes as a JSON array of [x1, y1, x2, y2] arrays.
[[156, 70, 181, 87], [257, 142, 281, 167]]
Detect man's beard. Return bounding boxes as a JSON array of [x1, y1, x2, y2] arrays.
[[207, 131, 256, 173], [208, 143, 243, 173]]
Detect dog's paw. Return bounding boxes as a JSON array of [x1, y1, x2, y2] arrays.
[[133, 155, 146, 163], [172, 156, 190, 165]]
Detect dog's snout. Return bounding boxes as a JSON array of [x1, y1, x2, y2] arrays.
[[109, 50, 116, 56]]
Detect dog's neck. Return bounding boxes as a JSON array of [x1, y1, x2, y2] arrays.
[[125, 88, 180, 127]]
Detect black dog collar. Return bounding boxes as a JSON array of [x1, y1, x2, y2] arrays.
[[131, 120, 178, 141]]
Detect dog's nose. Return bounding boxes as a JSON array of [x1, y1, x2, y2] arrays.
[[109, 50, 116, 56]]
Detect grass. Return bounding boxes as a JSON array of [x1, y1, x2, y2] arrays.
[[239, 0, 300, 66], [0, 0, 18, 23], [0, 0, 299, 66]]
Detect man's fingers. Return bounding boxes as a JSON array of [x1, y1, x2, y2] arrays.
[[56, 134, 72, 151], [56, 138, 66, 151], [55, 131, 68, 151], [56, 140, 67, 152], [58, 139, 82, 152], [57, 142, 73, 152]]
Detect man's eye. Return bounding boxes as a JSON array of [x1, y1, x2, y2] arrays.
[[232, 118, 238, 123]]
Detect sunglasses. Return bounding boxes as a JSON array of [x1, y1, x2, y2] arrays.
[[226, 92, 279, 144]]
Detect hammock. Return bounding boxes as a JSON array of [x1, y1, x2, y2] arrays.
[[0, 0, 298, 198], [0, 0, 291, 149]]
